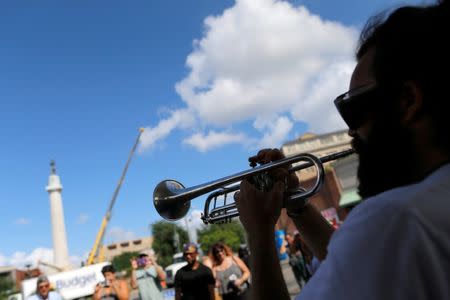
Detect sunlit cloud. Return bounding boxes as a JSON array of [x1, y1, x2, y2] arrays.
[[183, 130, 248, 152], [0, 248, 84, 272], [140, 0, 357, 152]]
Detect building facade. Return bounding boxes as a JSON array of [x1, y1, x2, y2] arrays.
[[0, 266, 42, 292], [278, 130, 360, 233], [102, 237, 153, 262]]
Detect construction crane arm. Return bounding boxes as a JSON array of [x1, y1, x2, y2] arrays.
[[86, 128, 144, 265]]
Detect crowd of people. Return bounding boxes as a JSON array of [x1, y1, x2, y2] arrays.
[[27, 234, 314, 300], [171, 234, 314, 300]]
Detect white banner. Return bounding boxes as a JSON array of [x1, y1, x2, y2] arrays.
[[22, 262, 109, 300]]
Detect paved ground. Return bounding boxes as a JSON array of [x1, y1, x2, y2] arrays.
[[280, 259, 302, 299]]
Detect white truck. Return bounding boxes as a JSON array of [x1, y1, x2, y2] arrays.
[[164, 253, 187, 288], [21, 262, 109, 300]]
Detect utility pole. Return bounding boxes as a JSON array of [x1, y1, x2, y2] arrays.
[[173, 227, 180, 253]]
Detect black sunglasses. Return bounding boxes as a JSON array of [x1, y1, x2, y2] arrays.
[[334, 83, 383, 130]]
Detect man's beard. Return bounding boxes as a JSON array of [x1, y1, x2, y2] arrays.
[[352, 116, 416, 199]]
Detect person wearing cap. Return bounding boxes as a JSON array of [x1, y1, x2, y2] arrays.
[[130, 249, 165, 300], [26, 276, 62, 300], [174, 243, 215, 300]]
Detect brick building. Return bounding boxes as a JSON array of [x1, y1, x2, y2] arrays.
[[277, 130, 360, 234], [102, 236, 153, 262], [0, 266, 42, 291]]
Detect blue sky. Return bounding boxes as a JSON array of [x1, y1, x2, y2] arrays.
[[0, 0, 432, 267]]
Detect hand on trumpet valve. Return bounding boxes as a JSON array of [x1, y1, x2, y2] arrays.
[[248, 148, 299, 190], [234, 148, 298, 232], [234, 180, 286, 233]]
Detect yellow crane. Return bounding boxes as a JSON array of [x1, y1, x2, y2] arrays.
[[86, 128, 145, 265]]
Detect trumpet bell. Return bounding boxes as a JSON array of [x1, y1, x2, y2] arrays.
[[153, 180, 191, 221]]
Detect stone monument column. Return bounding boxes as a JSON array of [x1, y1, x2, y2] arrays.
[[46, 161, 70, 269]]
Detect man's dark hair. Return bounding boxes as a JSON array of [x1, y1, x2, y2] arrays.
[[101, 264, 116, 274], [357, 0, 450, 150]]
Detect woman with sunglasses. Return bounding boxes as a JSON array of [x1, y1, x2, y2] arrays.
[[209, 243, 251, 300]]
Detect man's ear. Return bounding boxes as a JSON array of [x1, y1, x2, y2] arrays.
[[399, 81, 424, 125]]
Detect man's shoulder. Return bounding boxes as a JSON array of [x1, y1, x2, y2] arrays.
[[135, 268, 145, 275], [178, 263, 212, 275], [136, 267, 155, 278], [197, 263, 213, 274], [175, 264, 192, 277], [331, 164, 450, 255], [178, 264, 190, 273], [348, 164, 450, 224], [26, 295, 39, 300], [49, 292, 62, 300]]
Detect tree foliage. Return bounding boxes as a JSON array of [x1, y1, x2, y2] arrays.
[[151, 221, 188, 268], [0, 276, 15, 300], [111, 251, 140, 275], [198, 221, 246, 254]]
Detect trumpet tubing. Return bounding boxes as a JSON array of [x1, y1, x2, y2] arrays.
[[153, 148, 355, 223]]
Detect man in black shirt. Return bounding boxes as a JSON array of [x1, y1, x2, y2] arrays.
[[175, 243, 215, 300]]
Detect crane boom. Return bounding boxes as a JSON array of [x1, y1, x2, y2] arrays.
[[86, 128, 145, 265]]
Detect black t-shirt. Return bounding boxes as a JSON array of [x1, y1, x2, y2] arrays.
[[174, 263, 215, 300]]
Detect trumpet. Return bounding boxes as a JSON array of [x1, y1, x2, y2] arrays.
[[153, 148, 355, 224]]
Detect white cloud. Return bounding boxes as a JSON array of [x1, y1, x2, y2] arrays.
[[141, 0, 357, 152], [256, 116, 294, 149], [105, 226, 137, 243], [10, 248, 54, 268], [0, 254, 8, 266], [140, 109, 195, 151], [183, 130, 248, 152], [291, 62, 353, 131], [76, 213, 89, 225], [0, 248, 84, 272], [15, 218, 31, 225]]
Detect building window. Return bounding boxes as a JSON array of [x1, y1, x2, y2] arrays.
[[107, 245, 117, 250], [133, 240, 142, 245], [120, 242, 129, 248]]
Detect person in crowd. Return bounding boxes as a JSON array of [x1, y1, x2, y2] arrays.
[[209, 243, 251, 300], [130, 250, 165, 300], [234, 1, 450, 299], [285, 233, 302, 287], [93, 265, 129, 300], [237, 244, 250, 269], [174, 243, 215, 300], [26, 276, 62, 300], [285, 233, 311, 288], [202, 255, 214, 270], [292, 233, 313, 280]]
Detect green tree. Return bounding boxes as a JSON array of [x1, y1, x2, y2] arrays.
[[111, 251, 139, 275], [151, 221, 188, 268], [0, 276, 15, 300], [198, 221, 246, 254]]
